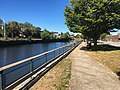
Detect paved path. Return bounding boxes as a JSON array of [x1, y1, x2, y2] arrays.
[[66, 42, 120, 90], [103, 41, 120, 47]]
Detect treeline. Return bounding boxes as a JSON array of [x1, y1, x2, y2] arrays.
[[0, 20, 71, 39]]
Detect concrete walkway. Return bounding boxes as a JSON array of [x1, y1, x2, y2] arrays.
[[103, 41, 120, 47], [66, 42, 120, 90]]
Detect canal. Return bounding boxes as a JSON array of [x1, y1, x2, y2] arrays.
[[0, 42, 67, 67]]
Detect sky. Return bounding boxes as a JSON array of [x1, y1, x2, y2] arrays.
[[0, 0, 70, 33], [0, 0, 120, 35]]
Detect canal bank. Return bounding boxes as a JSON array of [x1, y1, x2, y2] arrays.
[[0, 41, 81, 90], [30, 42, 120, 90], [0, 38, 71, 47]]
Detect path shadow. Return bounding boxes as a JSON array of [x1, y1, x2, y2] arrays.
[[80, 44, 120, 51]]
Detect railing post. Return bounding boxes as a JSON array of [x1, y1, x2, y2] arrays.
[[74, 43, 75, 47], [65, 46, 66, 52], [59, 48, 60, 54], [0, 71, 3, 90], [45, 54, 47, 62], [54, 51, 55, 57], [30, 60, 33, 72], [64, 47, 66, 52], [63, 47, 65, 53]]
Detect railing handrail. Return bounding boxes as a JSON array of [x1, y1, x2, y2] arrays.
[[0, 43, 74, 72]]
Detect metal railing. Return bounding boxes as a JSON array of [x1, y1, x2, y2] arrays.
[[0, 41, 81, 90]]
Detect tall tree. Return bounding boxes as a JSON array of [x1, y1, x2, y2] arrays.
[[41, 29, 51, 39], [7, 21, 20, 38], [61, 32, 70, 39], [65, 0, 120, 46], [23, 22, 41, 38], [23, 22, 33, 28]]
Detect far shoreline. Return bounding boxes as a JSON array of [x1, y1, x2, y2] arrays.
[[0, 38, 72, 48]]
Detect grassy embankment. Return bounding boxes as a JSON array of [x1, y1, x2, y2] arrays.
[[85, 43, 120, 78], [30, 58, 71, 90]]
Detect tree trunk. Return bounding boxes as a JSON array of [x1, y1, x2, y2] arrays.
[[87, 39, 89, 45], [93, 39, 97, 46], [87, 38, 91, 48]]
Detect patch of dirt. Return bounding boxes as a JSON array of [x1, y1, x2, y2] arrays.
[[30, 59, 71, 90], [86, 49, 120, 77]]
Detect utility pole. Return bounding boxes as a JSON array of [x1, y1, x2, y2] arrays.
[[2, 19, 6, 40]]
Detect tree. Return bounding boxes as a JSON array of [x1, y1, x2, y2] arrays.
[[0, 20, 42, 39], [23, 22, 33, 28], [7, 21, 20, 38], [63, 32, 70, 39], [23, 22, 41, 38], [100, 33, 108, 41], [65, 0, 120, 46], [24, 28, 32, 38], [60, 32, 70, 39], [41, 29, 51, 39], [35, 27, 41, 38], [31, 27, 41, 38]]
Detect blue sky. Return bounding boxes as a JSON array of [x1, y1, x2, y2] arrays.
[[0, 0, 70, 33], [0, 0, 120, 35]]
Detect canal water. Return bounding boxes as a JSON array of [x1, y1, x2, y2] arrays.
[[0, 42, 67, 67]]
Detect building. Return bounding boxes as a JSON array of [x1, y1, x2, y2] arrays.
[[106, 34, 120, 42], [52, 32, 59, 36]]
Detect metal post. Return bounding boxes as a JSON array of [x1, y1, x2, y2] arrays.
[[59, 48, 60, 54], [74, 43, 75, 47], [63, 47, 64, 53], [62, 47, 63, 54], [30, 60, 33, 72], [30, 60, 33, 80], [45, 54, 47, 62], [63, 47, 65, 53], [54, 51, 55, 57], [0, 71, 3, 90], [64, 47, 66, 52]]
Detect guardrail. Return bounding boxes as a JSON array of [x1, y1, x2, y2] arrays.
[[0, 41, 81, 90]]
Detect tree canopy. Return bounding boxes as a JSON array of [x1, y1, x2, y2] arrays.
[[60, 32, 70, 39], [0, 19, 72, 40], [65, 0, 120, 45], [1, 21, 42, 38], [41, 29, 51, 39]]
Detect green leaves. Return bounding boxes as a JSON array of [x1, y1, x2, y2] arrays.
[[65, 0, 120, 44], [41, 29, 51, 39]]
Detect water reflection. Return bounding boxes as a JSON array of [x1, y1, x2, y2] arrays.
[[0, 42, 66, 67], [3, 48, 7, 65]]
